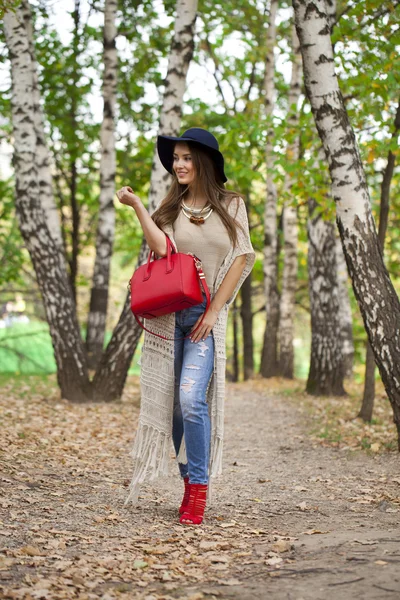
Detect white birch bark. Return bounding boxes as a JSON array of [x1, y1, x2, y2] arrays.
[[19, 0, 65, 257], [335, 236, 354, 378], [307, 201, 345, 395], [93, 0, 197, 398], [325, 0, 337, 30], [294, 0, 400, 445], [278, 22, 302, 379], [359, 98, 400, 420], [147, 0, 198, 212], [86, 0, 118, 369], [260, 0, 279, 378], [4, 6, 90, 401]]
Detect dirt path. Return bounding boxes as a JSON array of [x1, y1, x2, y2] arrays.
[[1, 378, 400, 599]]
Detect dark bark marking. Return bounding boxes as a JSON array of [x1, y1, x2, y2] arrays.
[[303, 2, 326, 21], [315, 54, 334, 65]]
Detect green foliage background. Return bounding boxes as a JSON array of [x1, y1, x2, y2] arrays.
[[0, 0, 399, 380]]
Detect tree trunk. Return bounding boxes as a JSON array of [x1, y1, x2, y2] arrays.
[[260, 0, 279, 378], [240, 194, 253, 380], [294, 0, 400, 447], [92, 0, 198, 399], [241, 272, 253, 380], [232, 298, 239, 383], [306, 200, 345, 396], [359, 98, 400, 420], [279, 205, 298, 378], [91, 242, 146, 400], [3, 6, 91, 401], [70, 159, 79, 302], [147, 0, 198, 211], [19, 0, 65, 259], [325, 0, 336, 29], [68, 1, 81, 302], [86, 0, 118, 370], [359, 342, 375, 421], [278, 21, 302, 379], [335, 236, 354, 378]]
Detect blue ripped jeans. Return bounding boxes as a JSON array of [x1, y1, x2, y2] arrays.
[[172, 296, 214, 485]]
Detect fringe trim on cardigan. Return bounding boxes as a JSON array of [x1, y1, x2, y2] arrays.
[[125, 423, 171, 504]]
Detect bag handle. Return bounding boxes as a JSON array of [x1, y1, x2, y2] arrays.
[[134, 257, 211, 341], [144, 235, 174, 280]]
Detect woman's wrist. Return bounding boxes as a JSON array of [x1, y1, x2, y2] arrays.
[[209, 303, 221, 315], [130, 197, 143, 211]]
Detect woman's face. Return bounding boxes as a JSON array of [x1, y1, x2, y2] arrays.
[[173, 142, 196, 186]]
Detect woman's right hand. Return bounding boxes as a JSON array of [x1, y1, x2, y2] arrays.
[[116, 186, 141, 208]]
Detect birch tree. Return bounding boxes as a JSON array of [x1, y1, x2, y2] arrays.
[[260, 0, 279, 378], [92, 0, 198, 399], [293, 0, 400, 446], [307, 200, 345, 395], [304, 0, 351, 387], [278, 22, 302, 379], [19, 0, 65, 259], [86, 0, 118, 370], [335, 237, 354, 378], [241, 197, 254, 380], [306, 144, 347, 394], [359, 98, 400, 421], [3, 6, 91, 401], [147, 0, 198, 212]]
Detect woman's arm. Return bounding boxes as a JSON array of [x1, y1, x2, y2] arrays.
[[116, 186, 167, 257], [190, 254, 247, 343]]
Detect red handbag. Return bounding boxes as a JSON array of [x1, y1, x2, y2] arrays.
[[129, 236, 210, 340]]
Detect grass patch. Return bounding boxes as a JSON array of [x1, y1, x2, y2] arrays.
[[0, 372, 58, 397], [0, 321, 141, 376]]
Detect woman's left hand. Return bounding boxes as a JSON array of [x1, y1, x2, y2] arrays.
[[190, 307, 219, 343]]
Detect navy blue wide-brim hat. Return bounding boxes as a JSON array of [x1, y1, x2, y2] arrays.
[[157, 127, 227, 183]]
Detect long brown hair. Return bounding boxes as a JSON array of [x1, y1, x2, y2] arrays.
[[152, 143, 242, 246]]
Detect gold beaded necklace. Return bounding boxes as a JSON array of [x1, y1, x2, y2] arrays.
[[181, 200, 213, 225]]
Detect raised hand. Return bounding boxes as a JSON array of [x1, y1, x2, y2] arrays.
[[116, 186, 141, 208]]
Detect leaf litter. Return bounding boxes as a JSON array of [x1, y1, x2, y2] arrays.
[[1, 375, 400, 599], [0, 376, 296, 599]]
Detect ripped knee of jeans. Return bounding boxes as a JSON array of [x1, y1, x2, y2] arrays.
[[197, 341, 210, 358], [180, 376, 196, 395]]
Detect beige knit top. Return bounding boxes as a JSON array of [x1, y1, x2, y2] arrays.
[[173, 209, 231, 294]]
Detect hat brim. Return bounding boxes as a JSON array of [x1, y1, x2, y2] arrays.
[[157, 135, 227, 183]]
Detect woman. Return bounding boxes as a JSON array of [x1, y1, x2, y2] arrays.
[[117, 128, 255, 525]]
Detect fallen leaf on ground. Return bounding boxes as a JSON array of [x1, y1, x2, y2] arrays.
[[133, 560, 148, 569], [265, 555, 283, 566], [19, 545, 45, 556], [271, 540, 292, 553]]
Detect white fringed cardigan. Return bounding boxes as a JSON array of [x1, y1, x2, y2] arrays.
[[126, 197, 255, 503]]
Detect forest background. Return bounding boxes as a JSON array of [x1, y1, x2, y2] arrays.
[[0, 0, 399, 446]]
